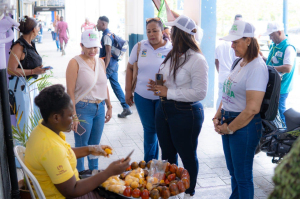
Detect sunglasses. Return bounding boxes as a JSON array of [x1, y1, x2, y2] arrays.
[[146, 17, 161, 24]]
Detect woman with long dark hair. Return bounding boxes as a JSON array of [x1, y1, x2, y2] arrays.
[[148, 15, 208, 198]]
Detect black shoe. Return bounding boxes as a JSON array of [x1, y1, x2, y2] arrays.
[[118, 108, 133, 118], [79, 169, 92, 176]]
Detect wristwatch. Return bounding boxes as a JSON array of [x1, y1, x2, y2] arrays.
[[227, 126, 234, 134]]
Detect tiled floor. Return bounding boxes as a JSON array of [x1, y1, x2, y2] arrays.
[[34, 31, 300, 199]]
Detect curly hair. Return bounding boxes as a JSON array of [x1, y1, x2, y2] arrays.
[[19, 16, 37, 35], [34, 84, 71, 122]]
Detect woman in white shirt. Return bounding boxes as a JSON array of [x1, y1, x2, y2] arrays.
[[213, 21, 268, 199], [148, 15, 208, 199], [125, 18, 172, 162], [66, 30, 112, 174]]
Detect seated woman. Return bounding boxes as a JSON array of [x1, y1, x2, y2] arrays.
[[25, 84, 130, 199]]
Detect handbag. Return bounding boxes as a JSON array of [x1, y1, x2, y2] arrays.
[[8, 77, 19, 115], [131, 42, 141, 92], [75, 57, 101, 104]]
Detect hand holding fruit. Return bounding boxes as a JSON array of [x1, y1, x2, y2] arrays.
[[88, 145, 112, 157]]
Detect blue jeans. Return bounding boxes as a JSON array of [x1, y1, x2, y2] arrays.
[[155, 98, 204, 195], [74, 101, 105, 172], [134, 93, 159, 162], [106, 72, 129, 109], [221, 110, 262, 199], [54, 32, 60, 49], [279, 93, 289, 125]]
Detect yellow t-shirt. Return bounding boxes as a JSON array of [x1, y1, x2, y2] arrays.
[[25, 120, 80, 199]]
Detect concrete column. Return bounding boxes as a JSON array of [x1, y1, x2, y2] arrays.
[[126, 0, 144, 56], [184, 0, 217, 108], [283, 0, 288, 34]]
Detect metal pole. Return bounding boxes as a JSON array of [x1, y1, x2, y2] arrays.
[[0, 70, 21, 199], [283, 0, 288, 34]]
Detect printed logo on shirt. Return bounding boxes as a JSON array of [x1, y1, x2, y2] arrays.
[[275, 51, 283, 58], [141, 49, 147, 57], [223, 79, 235, 98], [56, 165, 67, 176]]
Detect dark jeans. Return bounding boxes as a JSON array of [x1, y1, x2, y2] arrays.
[[279, 93, 289, 126], [221, 110, 262, 199], [134, 93, 159, 162], [106, 72, 129, 109], [155, 98, 204, 195]]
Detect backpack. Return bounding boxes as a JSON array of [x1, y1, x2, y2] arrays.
[[231, 58, 281, 121], [107, 33, 128, 60]]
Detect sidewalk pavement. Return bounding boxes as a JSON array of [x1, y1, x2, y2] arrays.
[[35, 31, 300, 199]]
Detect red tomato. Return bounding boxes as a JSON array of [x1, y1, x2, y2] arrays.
[[169, 164, 178, 173], [141, 189, 150, 199], [132, 188, 141, 198], [167, 173, 176, 182], [165, 179, 170, 185], [123, 186, 132, 197]]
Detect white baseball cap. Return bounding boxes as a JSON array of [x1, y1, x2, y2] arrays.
[[262, 22, 284, 36], [165, 15, 197, 35], [220, 20, 255, 41], [81, 30, 101, 48]]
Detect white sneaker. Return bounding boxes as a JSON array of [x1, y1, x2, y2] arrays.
[[183, 193, 194, 199]]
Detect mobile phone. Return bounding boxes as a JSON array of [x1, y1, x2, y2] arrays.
[[42, 66, 53, 70], [124, 150, 134, 162], [155, 73, 164, 86], [76, 124, 86, 136]]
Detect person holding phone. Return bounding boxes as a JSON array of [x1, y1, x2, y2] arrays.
[[25, 84, 130, 199], [7, 16, 48, 133], [66, 30, 113, 175], [147, 15, 208, 199], [125, 17, 172, 162]]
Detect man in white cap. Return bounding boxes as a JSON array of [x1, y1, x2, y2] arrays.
[[261, 22, 296, 125]]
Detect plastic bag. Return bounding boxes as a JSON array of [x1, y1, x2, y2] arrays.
[[146, 160, 168, 190]]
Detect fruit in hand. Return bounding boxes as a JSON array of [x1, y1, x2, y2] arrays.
[[126, 166, 131, 171], [160, 186, 171, 199], [169, 182, 179, 196], [141, 189, 150, 199], [131, 162, 139, 170], [169, 164, 178, 173], [139, 160, 146, 169], [132, 188, 141, 198], [123, 186, 132, 197], [104, 148, 112, 155], [150, 189, 160, 199]]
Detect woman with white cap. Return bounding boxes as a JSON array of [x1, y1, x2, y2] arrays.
[[213, 20, 268, 199], [66, 30, 113, 174], [148, 15, 208, 198]]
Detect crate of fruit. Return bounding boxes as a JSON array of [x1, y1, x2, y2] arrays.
[[99, 160, 190, 199]]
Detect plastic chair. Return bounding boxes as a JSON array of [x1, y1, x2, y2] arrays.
[[14, 146, 46, 199]]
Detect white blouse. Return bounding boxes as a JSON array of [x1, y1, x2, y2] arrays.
[[159, 49, 208, 102]]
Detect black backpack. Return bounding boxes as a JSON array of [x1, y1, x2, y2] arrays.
[[107, 33, 128, 61], [231, 58, 281, 121]]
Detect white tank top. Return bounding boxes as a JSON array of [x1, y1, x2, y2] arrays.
[[73, 55, 107, 104]]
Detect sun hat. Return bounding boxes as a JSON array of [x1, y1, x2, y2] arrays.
[[262, 22, 284, 36], [220, 20, 255, 41], [81, 30, 101, 48], [165, 15, 197, 35]]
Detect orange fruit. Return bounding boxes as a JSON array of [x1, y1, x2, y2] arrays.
[[105, 148, 112, 154]]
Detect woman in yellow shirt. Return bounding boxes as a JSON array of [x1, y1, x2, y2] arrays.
[[25, 84, 130, 199]]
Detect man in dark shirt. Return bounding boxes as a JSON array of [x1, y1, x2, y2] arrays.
[[97, 16, 132, 118]]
